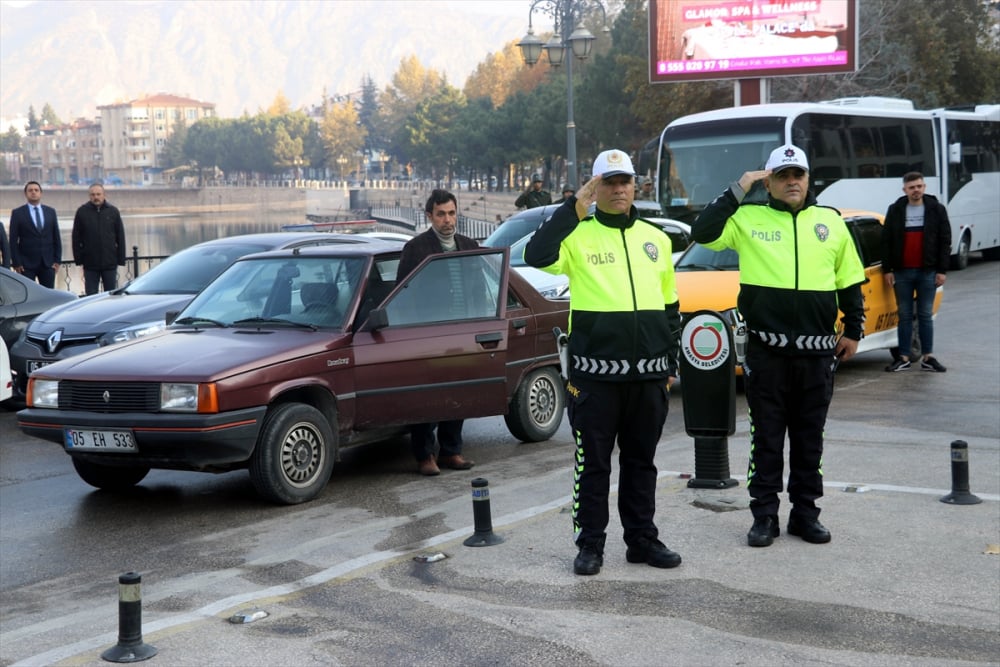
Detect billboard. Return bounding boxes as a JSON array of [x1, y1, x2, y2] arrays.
[[649, 0, 858, 83]]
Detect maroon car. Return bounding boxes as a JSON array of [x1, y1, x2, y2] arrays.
[[18, 240, 568, 504]]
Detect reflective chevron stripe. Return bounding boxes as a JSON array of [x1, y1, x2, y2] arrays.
[[751, 330, 836, 351], [571, 355, 670, 375]]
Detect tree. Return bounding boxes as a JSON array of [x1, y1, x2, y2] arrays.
[[401, 84, 466, 180], [320, 98, 366, 177], [464, 41, 531, 108], [26, 106, 38, 131], [357, 74, 382, 152], [40, 103, 62, 127], [160, 120, 188, 169], [0, 126, 22, 153], [264, 91, 292, 116], [379, 55, 446, 166]]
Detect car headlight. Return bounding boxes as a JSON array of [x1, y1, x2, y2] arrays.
[[160, 383, 219, 413], [29, 379, 60, 408], [100, 321, 166, 346], [160, 383, 199, 412]]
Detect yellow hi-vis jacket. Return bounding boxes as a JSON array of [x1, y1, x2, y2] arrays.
[[693, 188, 865, 354], [523, 200, 681, 382]]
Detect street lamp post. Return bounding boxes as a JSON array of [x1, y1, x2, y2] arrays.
[[517, 0, 606, 189]]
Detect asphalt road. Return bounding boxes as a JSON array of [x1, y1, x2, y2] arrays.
[[1, 257, 997, 666]]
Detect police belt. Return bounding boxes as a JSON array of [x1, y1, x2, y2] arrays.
[[571, 355, 671, 375], [750, 329, 837, 351]]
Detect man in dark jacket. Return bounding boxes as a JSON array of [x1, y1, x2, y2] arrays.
[[8, 181, 61, 287], [881, 171, 951, 373], [72, 183, 126, 295], [395, 189, 478, 476], [515, 174, 552, 210]]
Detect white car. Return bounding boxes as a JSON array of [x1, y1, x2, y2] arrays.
[[1, 342, 12, 403]]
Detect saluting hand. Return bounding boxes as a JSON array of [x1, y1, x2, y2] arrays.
[[737, 169, 771, 193], [574, 175, 602, 219]]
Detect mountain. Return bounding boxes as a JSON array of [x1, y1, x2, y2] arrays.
[[0, 0, 527, 121]]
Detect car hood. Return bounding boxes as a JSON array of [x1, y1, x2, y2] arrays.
[[674, 270, 741, 313], [33, 327, 349, 382], [29, 293, 194, 335]]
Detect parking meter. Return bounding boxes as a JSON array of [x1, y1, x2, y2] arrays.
[[679, 310, 738, 489]]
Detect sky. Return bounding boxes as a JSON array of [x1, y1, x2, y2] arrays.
[[0, 0, 560, 124]]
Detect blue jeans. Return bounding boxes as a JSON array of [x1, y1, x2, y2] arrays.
[[893, 268, 937, 357]]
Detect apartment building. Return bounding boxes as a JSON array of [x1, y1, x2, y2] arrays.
[[98, 93, 215, 184], [21, 118, 102, 185]]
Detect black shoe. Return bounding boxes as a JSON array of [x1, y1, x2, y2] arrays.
[[573, 545, 603, 575], [787, 516, 831, 544], [747, 515, 780, 547], [626, 537, 682, 569]]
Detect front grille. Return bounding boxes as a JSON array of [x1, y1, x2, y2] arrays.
[[59, 381, 160, 412]]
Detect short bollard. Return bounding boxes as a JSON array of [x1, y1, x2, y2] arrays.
[[101, 572, 157, 663], [940, 440, 982, 505], [463, 478, 503, 547]]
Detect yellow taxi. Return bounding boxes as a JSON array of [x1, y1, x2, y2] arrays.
[[673, 210, 944, 372]]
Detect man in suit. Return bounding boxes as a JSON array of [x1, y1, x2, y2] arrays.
[[9, 181, 62, 287], [394, 189, 478, 476]]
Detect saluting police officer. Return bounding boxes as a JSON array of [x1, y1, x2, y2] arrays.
[[692, 145, 866, 548], [524, 149, 682, 576]]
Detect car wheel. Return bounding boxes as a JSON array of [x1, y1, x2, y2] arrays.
[[950, 233, 970, 270], [72, 458, 149, 491], [504, 366, 565, 442], [249, 403, 336, 505]]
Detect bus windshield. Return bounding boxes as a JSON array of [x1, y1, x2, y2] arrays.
[[659, 117, 783, 223]]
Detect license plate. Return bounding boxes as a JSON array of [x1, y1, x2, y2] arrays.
[[65, 428, 137, 452], [28, 360, 52, 373]]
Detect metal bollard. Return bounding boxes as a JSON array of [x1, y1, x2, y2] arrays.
[[940, 440, 982, 505], [463, 478, 504, 547], [101, 572, 157, 663]]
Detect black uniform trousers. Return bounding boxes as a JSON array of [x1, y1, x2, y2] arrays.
[[743, 341, 835, 521], [567, 377, 668, 551]]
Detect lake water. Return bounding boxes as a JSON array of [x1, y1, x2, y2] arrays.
[[51, 208, 308, 294]]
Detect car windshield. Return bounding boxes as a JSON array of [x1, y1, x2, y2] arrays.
[[177, 256, 367, 329], [675, 244, 740, 270], [482, 206, 557, 248], [126, 242, 271, 294]]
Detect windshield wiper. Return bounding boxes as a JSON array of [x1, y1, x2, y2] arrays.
[[679, 263, 727, 271], [173, 316, 228, 328], [232, 317, 318, 331]]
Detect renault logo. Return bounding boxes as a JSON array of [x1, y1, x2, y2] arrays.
[[46, 329, 64, 354], [103, 391, 111, 404]]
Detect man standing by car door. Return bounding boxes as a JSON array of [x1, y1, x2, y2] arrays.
[[73, 183, 126, 295], [525, 149, 683, 576], [9, 181, 61, 288], [395, 189, 477, 476], [881, 171, 950, 373]]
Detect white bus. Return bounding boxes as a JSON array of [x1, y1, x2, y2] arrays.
[[640, 98, 1000, 269]]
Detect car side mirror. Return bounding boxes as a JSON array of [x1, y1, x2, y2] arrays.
[[365, 307, 389, 332], [165, 310, 179, 325]]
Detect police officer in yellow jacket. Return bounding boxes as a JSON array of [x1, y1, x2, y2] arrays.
[[525, 149, 682, 575], [693, 145, 866, 548]]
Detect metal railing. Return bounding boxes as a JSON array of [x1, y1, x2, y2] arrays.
[[58, 246, 169, 294]]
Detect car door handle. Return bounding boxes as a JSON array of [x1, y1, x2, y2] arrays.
[[475, 332, 503, 348], [511, 318, 527, 330]]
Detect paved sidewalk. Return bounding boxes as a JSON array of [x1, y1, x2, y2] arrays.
[[11, 417, 999, 667]]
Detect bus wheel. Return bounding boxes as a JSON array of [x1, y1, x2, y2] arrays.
[[950, 232, 970, 270]]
